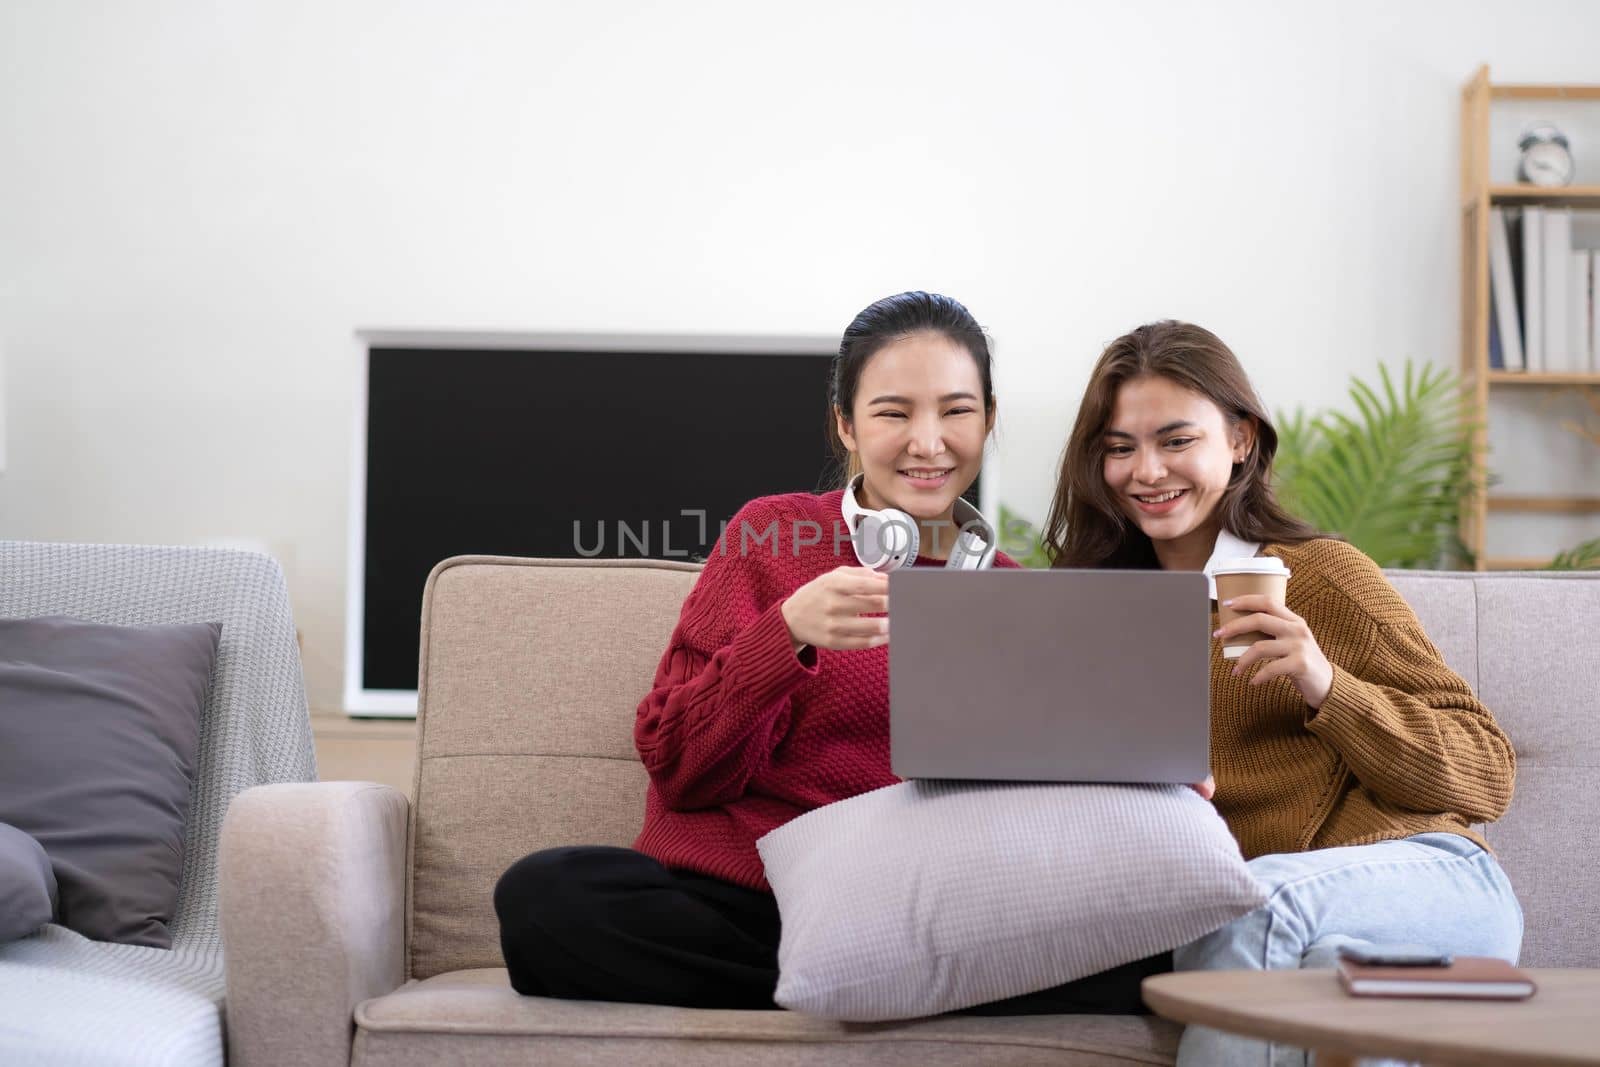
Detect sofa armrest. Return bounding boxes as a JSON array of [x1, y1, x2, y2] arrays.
[[220, 781, 410, 1067]]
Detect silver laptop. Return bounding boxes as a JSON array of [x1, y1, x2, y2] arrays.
[[888, 569, 1210, 783]]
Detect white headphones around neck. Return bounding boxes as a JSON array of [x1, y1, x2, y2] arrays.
[[841, 473, 998, 572]]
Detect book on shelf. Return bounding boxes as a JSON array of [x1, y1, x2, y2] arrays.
[[1573, 250, 1593, 374], [1508, 207, 1527, 346], [1337, 956, 1537, 1000], [1563, 211, 1600, 374], [1542, 208, 1571, 373], [1488, 207, 1524, 370], [1522, 205, 1545, 371], [1502, 208, 1600, 375], [1593, 250, 1600, 372]]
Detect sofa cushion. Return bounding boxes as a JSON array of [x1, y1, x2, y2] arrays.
[[409, 558, 698, 979], [1469, 573, 1600, 967], [758, 781, 1266, 1021], [0, 615, 221, 947], [0, 822, 57, 942], [351, 968, 1180, 1067], [0, 923, 226, 1066]]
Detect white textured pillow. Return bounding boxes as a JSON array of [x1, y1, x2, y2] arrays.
[[757, 780, 1266, 1021]]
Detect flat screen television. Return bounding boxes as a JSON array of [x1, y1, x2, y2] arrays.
[[346, 330, 876, 716]]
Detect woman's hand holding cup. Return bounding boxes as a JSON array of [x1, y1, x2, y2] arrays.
[[1213, 594, 1335, 709], [781, 566, 890, 653]]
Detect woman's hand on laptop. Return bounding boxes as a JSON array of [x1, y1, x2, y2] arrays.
[[1215, 593, 1336, 710], [1190, 775, 1215, 800], [781, 566, 891, 653]]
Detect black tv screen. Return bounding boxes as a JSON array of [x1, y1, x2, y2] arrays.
[[358, 341, 842, 697]]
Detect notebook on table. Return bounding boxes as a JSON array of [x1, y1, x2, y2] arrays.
[[1337, 957, 1537, 1000]]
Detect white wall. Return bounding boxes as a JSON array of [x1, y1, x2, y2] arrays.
[[3, 0, 1598, 711]]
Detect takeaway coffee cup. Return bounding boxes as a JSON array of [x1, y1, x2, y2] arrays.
[[1208, 557, 1291, 660]]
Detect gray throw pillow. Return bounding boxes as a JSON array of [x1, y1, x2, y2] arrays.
[[757, 780, 1267, 1021], [0, 822, 57, 943], [0, 616, 221, 948]]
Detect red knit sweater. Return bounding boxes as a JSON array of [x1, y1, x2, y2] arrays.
[[632, 488, 1018, 890]]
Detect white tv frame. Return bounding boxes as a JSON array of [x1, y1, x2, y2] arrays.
[[343, 328, 866, 717]]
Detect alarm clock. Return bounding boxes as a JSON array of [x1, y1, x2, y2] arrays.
[[1517, 122, 1575, 187]]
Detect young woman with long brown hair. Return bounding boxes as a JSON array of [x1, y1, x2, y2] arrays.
[[1044, 320, 1522, 1067]]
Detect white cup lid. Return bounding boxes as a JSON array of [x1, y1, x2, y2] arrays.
[[1205, 556, 1290, 578]]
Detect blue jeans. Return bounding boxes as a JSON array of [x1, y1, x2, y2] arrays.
[[1172, 833, 1523, 1067]]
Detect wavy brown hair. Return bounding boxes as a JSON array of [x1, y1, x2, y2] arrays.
[[1043, 320, 1324, 569]]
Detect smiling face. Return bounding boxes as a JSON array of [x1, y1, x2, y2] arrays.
[[1102, 374, 1255, 571], [836, 331, 993, 529]]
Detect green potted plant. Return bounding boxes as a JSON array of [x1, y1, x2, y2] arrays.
[[1549, 393, 1600, 570], [1272, 361, 1479, 570], [997, 503, 1052, 569]]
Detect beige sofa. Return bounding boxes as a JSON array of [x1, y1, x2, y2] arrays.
[[219, 556, 1600, 1066]]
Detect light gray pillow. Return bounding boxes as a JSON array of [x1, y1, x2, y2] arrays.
[[0, 822, 57, 943], [757, 780, 1267, 1021], [0, 615, 221, 948]]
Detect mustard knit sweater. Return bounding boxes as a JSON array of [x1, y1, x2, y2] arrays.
[[1213, 538, 1515, 859]]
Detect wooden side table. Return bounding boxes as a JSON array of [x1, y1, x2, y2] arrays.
[[1142, 968, 1600, 1067]]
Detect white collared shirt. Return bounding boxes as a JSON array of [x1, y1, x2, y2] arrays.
[[1202, 529, 1264, 599]]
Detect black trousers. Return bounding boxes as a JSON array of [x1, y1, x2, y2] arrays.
[[494, 845, 1171, 1013]]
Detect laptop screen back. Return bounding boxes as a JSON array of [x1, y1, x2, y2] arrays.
[[888, 569, 1211, 783]]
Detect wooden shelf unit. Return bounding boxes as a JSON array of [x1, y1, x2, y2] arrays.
[[1490, 84, 1600, 101], [1487, 494, 1600, 514], [1489, 184, 1600, 206], [1459, 65, 1600, 571], [1485, 371, 1600, 387], [1484, 556, 1557, 570]]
